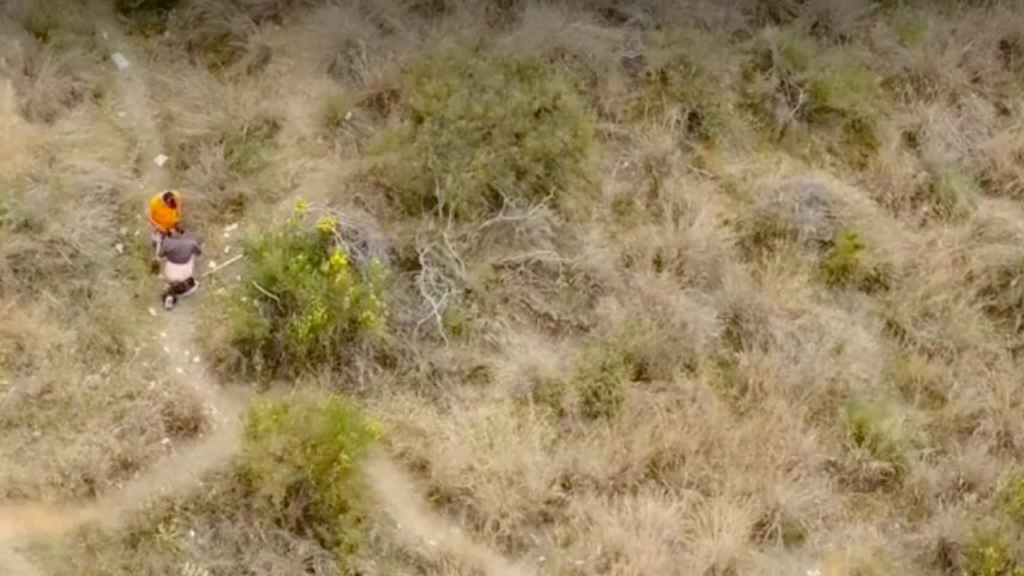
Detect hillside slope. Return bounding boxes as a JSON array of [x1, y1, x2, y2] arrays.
[[4, 1, 1024, 575]]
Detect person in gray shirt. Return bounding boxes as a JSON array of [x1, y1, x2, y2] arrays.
[[159, 230, 202, 310]]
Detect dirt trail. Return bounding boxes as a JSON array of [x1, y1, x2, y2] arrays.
[[0, 10, 245, 574], [365, 454, 536, 576], [1, 8, 528, 576]]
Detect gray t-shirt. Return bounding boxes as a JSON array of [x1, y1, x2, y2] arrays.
[[159, 233, 202, 265]]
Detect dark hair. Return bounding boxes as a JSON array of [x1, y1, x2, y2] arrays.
[[162, 191, 177, 209]]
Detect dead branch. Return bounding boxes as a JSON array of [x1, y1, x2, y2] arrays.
[[202, 254, 244, 277], [251, 281, 281, 304]]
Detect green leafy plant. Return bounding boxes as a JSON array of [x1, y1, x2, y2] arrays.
[[820, 230, 890, 292], [371, 46, 594, 220], [215, 201, 388, 377], [822, 230, 867, 287], [243, 391, 381, 562]]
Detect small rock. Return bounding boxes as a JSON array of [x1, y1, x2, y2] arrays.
[[160, 331, 167, 338], [209, 260, 218, 269], [224, 245, 232, 254], [223, 232, 231, 239], [163, 346, 171, 354], [115, 242, 124, 254], [111, 52, 130, 71], [154, 154, 169, 167], [176, 367, 184, 375], [224, 223, 239, 233], [161, 437, 171, 445], [148, 307, 158, 317], [193, 356, 201, 364]]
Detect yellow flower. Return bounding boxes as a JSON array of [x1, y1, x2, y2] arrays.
[[317, 216, 338, 235]]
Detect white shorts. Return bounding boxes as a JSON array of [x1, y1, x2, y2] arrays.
[[164, 259, 195, 283]]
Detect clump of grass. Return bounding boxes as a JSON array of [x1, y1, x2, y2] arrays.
[[206, 202, 388, 378], [115, 0, 180, 33], [742, 178, 838, 258], [821, 230, 866, 287], [1000, 475, 1024, 527], [573, 347, 630, 421], [820, 230, 890, 292], [626, 29, 735, 143], [370, 46, 595, 220], [925, 168, 978, 220], [243, 390, 380, 562], [891, 9, 929, 48], [742, 28, 883, 163], [844, 398, 909, 473], [222, 116, 280, 177], [963, 530, 1024, 576], [323, 91, 353, 132]]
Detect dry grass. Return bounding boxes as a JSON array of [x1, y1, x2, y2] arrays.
[[9, 1, 1024, 575]]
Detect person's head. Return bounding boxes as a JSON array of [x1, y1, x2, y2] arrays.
[[162, 190, 178, 209]]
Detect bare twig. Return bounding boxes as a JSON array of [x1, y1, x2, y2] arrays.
[[414, 241, 455, 346], [202, 254, 244, 277], [251, 281, 281, 304]]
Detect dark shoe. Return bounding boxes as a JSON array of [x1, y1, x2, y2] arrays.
[[181, 278, 199, 298]]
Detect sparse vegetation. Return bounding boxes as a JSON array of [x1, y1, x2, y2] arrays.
[[9, 1, 1024, 575]]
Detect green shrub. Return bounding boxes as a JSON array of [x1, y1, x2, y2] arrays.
[[626, 30, 734, 142], [370, 47, 594, 220], [243, 391, 381, 562], [964, 530, 1024, 576], [216, 202, 388, 377], [1001, 475, 1024, 526], [822, 230, 866, 287], [820, 230, 890, 292], [743, 29, 882, 162]]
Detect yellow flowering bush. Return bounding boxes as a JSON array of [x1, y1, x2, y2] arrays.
[[243, 390, 381, 563], [223, 203, 389, 377]]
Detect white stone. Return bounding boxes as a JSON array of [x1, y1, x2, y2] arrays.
[[111, 52, 130, 71]]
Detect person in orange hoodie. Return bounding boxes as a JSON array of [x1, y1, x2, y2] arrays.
[[147, 190, 183, 258]]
